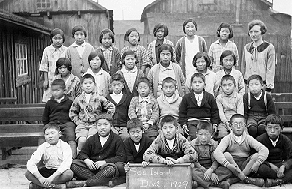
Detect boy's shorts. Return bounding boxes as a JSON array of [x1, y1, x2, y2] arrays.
[[38, 167, 57, 178], [57, 122, 76, 142], [75, 122, 97, 140], [247, 112, 266, 127]]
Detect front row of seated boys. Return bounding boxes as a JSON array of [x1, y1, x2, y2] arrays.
[[26, 113, 292, 189]]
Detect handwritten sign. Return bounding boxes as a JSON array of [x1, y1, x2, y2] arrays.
[[127, 163, 192, 189]]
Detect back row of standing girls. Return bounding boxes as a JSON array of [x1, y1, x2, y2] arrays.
[[40, 18, 275, 102]]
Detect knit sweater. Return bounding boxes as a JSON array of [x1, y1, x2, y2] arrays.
[[243, 90, 276, 118], [257, 133, 292, 169], [179, 91, 219, 125], [124, 135, 153, 163], [65, 42, 95, 78], [157, 92, 182, 118], [42, 96, 73, 125], [106, 93, 132, 127], [214, 131, 269, 167], [175, 36, 207, 76], [77, 131, 126, 163]]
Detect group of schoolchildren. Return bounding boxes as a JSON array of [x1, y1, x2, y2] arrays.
[[25, 18, 291, 189]]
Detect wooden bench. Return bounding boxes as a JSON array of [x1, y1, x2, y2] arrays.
[[275, 102, 292, 141], [0, 103, 45, 160]]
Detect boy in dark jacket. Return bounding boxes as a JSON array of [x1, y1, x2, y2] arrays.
[[179, 73, 219, 140], [257, 114, 292, 187], [67, 115, 126, 188], [42, 79, 76, 158], [243, 74, 276, 138]]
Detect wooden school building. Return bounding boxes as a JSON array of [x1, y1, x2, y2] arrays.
[[0, 9, 51, 103]]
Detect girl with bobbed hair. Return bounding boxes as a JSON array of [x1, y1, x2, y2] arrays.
[[146, 23, 176, 66]]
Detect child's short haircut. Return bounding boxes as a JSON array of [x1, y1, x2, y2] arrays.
[[51, 28, 65, 42], [197, 120, 213, 133], [51, 79, 66, 90], [121, 50, 138, 65], [55, 58, 72, 74], [182, 18, 197, 33], [230, 114, 245, 123], [265, 114, 283, 128], [158, 44, 174, 62], [221, 75, 236, 86], [111, 73, 124, 84], [136, 77, 150, 89], [99, 28, 115, 43], [88, 51, 105, 68], [162, 77, 177, 87], [43, 123, 60, 133], [247, 74, 264, 85], [191, 72, 205, 84], [81, 73, 95, 84], [192, 52, 211, 68], [153, 23, 169, 37], [72, 25, 87, 37], [160, 115, 178, 128], [220, 50, 236, 66], [127, 118, 143, 131], [124, 28, 140, 42], [248, 19, 267, 35], [217, 23, 233, 38]]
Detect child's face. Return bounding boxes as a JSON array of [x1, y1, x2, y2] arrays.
[[162, 82, 176, 97], [82, 78, 95, 94], [156, 28, 165, 40], [52, 34, 63, 48], [51, 85, 65, 100], [58, 65, 70, 77], [191, 77, 205, 94], [222, 55, 234, 70], [90, 56, 102, 70], [221, 79, 235, 95], [124, 54, 136, 70], [161, 122, 177, 140], [137, 82, 150, 97], [184, 22, 196, 37], [160, 50, 171, 66], [44, 128, 61, 145], [129, 127, 143, 143], [128, 31, 139, 46], [230, 117, 246, 136], [266, 123, 282, 140], [219, 27, 230, 41], [196, 129, 211, 145], [249, 25, 263, 42], [248, 79, 263, 96], [195, 57, 207, 71], [101, 33, 113, 48], [96, 118, 111, 137], [74, 31, 85, 45], [111, 80, 124, 94]]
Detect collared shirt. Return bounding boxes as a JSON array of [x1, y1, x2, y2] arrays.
[[208, 40, 239, 71], [234, 135, 243, 144], [55, 96, 65, 103], [100, 46, 113, 68], [121, 66, 138, 92], [186, 68, 216, 96], [27, 139, 72, 174], [110, 92, 123, 104], [194, 92, 203, 106], [100, 134, 109, 147], [254, 91, 263, 101], [158, 63, 176, 97], [72, 41, 86, 58], [166, 138, 175, 150], [85, 93, 91, 103], [270, 137, 279, 147], [134, 143, 140, 152]]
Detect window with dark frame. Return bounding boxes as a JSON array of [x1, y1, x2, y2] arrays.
[[36, 0, 51, 9], [15, 43, 28, 76]]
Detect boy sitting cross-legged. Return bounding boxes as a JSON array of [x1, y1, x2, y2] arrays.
[[257, 114, 292, 187], [191, 121, 231, 189], [143, 115, 197, 166], [67, 115, 126, 188], [214, 114, 269, 187], [25, 124, 73, 189]]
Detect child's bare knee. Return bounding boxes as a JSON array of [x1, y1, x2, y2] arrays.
[[62, 169, 74, 180]]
